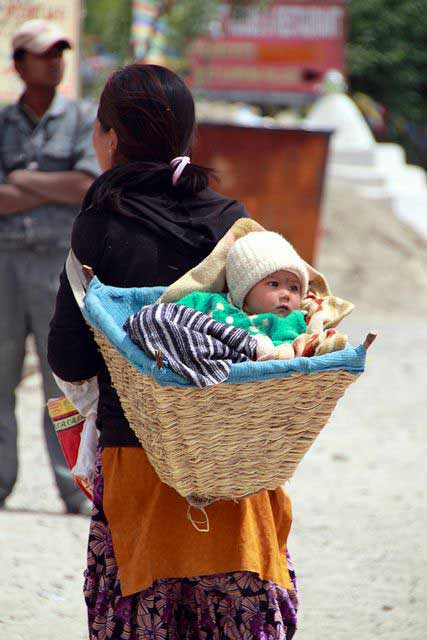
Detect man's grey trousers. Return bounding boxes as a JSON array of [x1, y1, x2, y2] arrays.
[[0, 245, 85, 510]]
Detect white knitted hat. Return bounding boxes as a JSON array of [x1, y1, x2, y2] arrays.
[[226, 231, 309, 309]]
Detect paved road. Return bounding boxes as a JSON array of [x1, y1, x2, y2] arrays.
[[1, 315, 426, 639]]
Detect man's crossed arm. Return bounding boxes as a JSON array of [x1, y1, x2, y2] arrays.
[[0, 169, 95, 216]]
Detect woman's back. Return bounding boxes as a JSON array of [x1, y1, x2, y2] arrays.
[[49, 181, 248, 446], [73, 185, 248, 288]]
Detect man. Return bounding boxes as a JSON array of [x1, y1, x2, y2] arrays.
[[0, 20, 99, 514]]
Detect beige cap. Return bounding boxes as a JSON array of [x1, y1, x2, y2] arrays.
[[12, 19, 71, 55]]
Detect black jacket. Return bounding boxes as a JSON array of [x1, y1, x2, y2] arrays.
[[48, 179, 248, 447]]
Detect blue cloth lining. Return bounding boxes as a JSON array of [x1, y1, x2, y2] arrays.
[[83, 278, 366, 389]]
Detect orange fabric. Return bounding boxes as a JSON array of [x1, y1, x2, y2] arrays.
[[102, 447, 293, 597]]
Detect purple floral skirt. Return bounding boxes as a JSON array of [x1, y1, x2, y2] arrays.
[[84, 452, 298, 639]]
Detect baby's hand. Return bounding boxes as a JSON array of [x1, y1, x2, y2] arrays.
[[257, 343, 295, 361]]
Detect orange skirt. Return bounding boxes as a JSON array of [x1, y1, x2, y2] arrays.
[[102, 446, 294, 597]]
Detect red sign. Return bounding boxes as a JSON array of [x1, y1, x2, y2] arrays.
[[189, 1, 346, 102]]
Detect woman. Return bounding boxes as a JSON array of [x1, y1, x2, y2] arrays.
[[48, 64, 298, 639]]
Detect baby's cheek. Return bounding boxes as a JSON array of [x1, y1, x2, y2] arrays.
[[264, 292, 276, 308], [292, 295, 302, 309]]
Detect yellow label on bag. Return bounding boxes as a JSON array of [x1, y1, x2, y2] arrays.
[[47, 396, 85, 432]]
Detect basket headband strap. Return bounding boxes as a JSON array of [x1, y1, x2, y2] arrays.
[[65, 248, 87, 312]]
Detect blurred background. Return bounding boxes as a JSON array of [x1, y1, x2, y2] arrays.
[[3, 1, 426, 165], [2, 0, 427, 252], [1, 2, 426, 639], [91, 0, 427, 172]]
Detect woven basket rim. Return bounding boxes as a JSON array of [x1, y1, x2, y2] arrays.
[[95, 330, 362, 501], [84, 278, 366, 388]]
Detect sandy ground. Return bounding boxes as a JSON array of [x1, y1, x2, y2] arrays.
[[1, 182, 426, 639]]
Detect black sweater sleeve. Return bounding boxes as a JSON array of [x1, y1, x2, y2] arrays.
[[48, 208, 106, 381]]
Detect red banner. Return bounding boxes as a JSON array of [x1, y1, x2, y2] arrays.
[[189, 1, 346, 102]]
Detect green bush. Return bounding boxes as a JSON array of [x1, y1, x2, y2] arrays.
[[347, 0, 427, 124]]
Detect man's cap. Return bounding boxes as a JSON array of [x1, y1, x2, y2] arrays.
[[12, 19, 72, 55]]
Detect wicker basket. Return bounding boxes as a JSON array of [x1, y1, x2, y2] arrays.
[[94, 328, 363, 504], [64, 251, 374, 508]]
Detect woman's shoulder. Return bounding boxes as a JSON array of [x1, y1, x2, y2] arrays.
[[71, 167, 128, 266], [71, 202, 110, 269], [196, 188, 249, 218], [181, 188, 250, 246]]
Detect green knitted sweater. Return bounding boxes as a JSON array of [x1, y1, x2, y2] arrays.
[[176, 291, 306, 345]]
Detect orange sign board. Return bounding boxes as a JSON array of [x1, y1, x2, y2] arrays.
[[189, 1, 346, 102]]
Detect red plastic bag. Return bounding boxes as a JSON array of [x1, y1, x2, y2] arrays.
[[47, 396, 93, 500]]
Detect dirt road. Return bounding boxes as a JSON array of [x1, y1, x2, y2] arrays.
[[1, 315, 425, 639]]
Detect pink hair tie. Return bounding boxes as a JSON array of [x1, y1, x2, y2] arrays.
[[170, 155, 191, 186]]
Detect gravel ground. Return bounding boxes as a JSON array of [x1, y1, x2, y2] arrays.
[[1, 182, 426, 639], [317, 178, 427, 317], [288, 315, 427, 639]]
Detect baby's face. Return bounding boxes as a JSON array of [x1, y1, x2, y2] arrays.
[[243, 270, 302, 317]]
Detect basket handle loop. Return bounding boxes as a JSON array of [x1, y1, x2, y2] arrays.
[[187, 505, 210, 533], [363, 332, 377, 350], [155, 350, 164, 369]]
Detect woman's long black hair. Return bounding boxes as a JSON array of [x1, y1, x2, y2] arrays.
[[90, 64, 213, 212]]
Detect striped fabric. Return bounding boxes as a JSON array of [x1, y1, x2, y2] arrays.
[[123, 303, 258, 387]]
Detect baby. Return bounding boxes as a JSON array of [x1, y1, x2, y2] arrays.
[[176, 231, 311, 361]]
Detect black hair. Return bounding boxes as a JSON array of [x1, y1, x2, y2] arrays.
[[94, 63, 214, 210]]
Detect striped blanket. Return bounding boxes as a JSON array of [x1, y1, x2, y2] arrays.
[[124, 303, 258, 387]]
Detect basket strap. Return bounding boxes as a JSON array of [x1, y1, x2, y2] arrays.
[[65, 249, 87, 312]]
